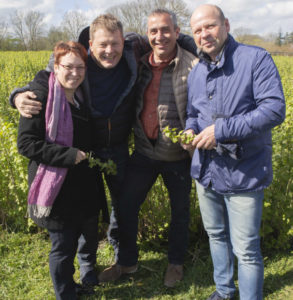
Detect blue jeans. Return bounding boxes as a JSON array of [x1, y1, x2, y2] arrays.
[[118, 151, 191, 266], [196, 181, 264, 300], [77, 217, 99, 285]]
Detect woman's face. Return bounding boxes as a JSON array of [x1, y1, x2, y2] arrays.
[[54, 53, 86, 92]]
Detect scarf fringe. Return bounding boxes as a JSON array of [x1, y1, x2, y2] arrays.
[[28, 204, 52, 218]]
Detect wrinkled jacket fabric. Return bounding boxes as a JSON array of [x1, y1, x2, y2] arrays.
[[135, 45, 198, 161], [81, 40, 138, 148], [186, 35, 285, 194]]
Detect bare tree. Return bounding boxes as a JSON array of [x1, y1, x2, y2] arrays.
[[106, 0, 192, 35], [10, 10, 27, 50], [47, 26, 69, 49], [0, 21, 8, 49], [10, 10, 44, 50], [233, 27, 252, 43], [25, 11, 44, 50], [61, 10, 88, 41]]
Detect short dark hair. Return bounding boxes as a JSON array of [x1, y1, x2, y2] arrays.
[[148, 9, 178, 29]]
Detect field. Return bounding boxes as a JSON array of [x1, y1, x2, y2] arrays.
[[0, 51, 292, 299]]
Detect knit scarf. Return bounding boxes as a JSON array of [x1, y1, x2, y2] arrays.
[[28, 72, 73, 218]]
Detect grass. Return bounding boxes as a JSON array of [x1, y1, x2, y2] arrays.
[[0, 230, 292, 300]]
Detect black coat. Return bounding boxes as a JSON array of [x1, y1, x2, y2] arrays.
[[17, 70, 108, 230]]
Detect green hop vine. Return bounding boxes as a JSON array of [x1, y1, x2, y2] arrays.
[[86, 152, 117, 175], [163, 125, 195, 144]]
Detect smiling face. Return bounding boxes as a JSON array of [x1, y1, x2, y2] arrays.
[[147, 13, 180, 63], [89, 28, 124, 69], [54, 52, 86, 92], [190, 5, 230, 61]]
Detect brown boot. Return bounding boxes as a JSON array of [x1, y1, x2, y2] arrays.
[[164, 263, 183, 287], [98, 264, 138, 283]]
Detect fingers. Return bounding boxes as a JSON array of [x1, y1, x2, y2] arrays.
[[181, 143, 194, 151], [192, 125, 216, 150], [15, 91, 41, 118], [195, 137, 216, 150], [75, 150, 86, 164]]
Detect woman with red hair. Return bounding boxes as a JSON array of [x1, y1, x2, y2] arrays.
[[17, 41, 106, 300]]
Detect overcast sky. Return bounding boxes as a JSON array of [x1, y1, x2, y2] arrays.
[[1, 0, 293, 36]]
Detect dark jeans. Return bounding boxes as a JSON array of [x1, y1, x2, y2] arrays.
[[93, 142, 129, 260], [76, 218, 99, 284], [48, 216, 99, 300], [118, 151, 191, 266]]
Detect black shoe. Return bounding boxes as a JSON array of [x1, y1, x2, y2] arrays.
[[207, 291, 235, 300], [81, 269, 99, 286], [75, 283, 95, 296]]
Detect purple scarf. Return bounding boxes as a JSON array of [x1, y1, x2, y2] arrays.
[[28, 72, 73, 218]]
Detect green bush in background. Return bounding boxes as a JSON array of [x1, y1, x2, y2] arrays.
[[0, 51, 292, 251]]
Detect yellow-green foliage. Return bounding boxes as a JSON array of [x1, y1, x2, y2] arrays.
[[0, 51, 50, 230], [0, 52, 292, 251], [262, 56, 293, 249]]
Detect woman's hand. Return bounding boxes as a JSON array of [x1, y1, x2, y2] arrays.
[[75, 150, 87, 164]]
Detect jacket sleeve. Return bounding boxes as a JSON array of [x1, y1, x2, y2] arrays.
[[124, 32, 151, 63], [8, 85, 30, 108], [17, 71, 78, 167], [215, 51, 286, 142], [177, 33, 197, 56]]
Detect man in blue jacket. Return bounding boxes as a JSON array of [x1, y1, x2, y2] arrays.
[[183, 4, 286, 300]]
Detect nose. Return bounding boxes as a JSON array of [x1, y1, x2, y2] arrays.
[[156, 30, 164, 40], [105, 44, 113, 53], [71, 68, 78, 75], [201, 28, 210, 38]]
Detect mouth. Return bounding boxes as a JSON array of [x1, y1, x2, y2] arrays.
[[68, 78, 81, 84], [102, 55, 116, 63], [202, 40, 215, 48], [155, 42, 168, 50]]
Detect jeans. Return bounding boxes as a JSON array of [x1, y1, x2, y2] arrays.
[[48, 217, 99, 300], [93, 142, 129, 261], [118, 151, 191, 266], [77, 217, 99, 285], [196, 181, 264, 300]]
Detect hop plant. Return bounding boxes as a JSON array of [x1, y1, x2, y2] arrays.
[[163, 125, 195, 145], [86, 152, 117, 175]]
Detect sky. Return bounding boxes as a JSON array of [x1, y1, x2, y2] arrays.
[[1, 0, 293, 36]]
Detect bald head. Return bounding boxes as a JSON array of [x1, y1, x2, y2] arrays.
[[190, 4, 230, 61], [191, 4, 226, 24]]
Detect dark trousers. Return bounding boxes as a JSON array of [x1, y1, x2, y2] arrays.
[[92, 142, 129, 261], [48, 216, 98, 300], [76, 218, 99, 284], [118, 151, 191, 266]]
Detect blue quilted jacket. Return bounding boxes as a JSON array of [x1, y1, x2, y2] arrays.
[[186, 35, 286, 194]]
